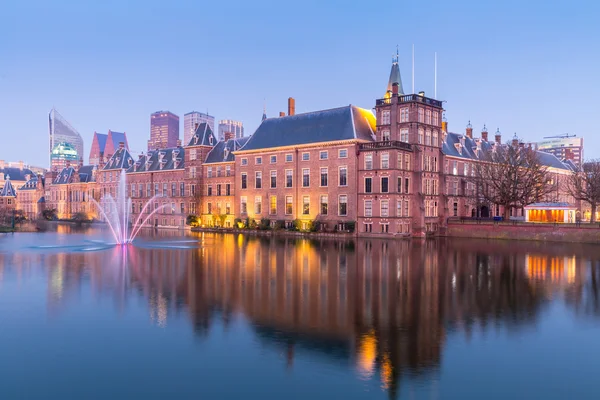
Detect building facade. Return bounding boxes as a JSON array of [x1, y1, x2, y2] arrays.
[[49, 108, 84, 168], [89, 130, 129, 166], [45, 165, 98, 220], [218, 119, 244, 140], [50, 142, 80, 171], [148, 111, 180, 151], [184, 112, 215, 146]]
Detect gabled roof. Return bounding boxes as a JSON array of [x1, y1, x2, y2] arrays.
[[78, 165, 96, 183], [0, 178, 16, 197], [108, 131, 128, 149], [204, 137, 251, 164], [54, 165, 96, 184], [442, 132, 571, 171], [239, 105, 376, 152], [54, 167, 75, 184], [188, 123, 217, 147], [19, 176, 40, 191], [387, 55, 405, 95], [1, 167, 34, 182], [95, 133, 108, 152], [128, 147, 184, 173], [103, 147, 134, 170]]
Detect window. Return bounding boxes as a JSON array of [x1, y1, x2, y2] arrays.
[[397, 177, 402, 193], [432, 131, 438, 147], [226, 166, 231, 176], [270, 170, 277, 188], [452, 180, 458, 196], [180, 182, 185, 197], [241, 173, 247, 189], [189, 149, 197, 160], [453, 160, 458, 175], [189, 166, 197, 179], [226, 184, 231, 196], [433, 111, 439, 126], [217, 184, 221, 196], [171, 202, 175, 214], [302, 153, 310, 161], [418, 108, 424, 123], [285, 154, 293, 162], [425, 129, 431, 146], [418, 128, 424, 144], [241, 158, 248, 166], [241, 196, 247, 214], [180, 202, 185, 213], [162, 183, 167, 196], [405, 154, 411, 170], [381, 177, 389, 193], [319, 151, 328, 160], [339, 167, 347, 186], [400, 129, 409, 143], [302, 196, 310, 215], [396, 200, 402, 217], [453, 202, 458, 217], [381, 110, 391, 124], [255, 196, 262, 214], [381, 200, 389, 217], [365, 177, 372, 193], [405, 178, 410, 194], [190, 185, 196, 197], [320, 195, 328, 215], [285, 169, 293, 188], [365, 154, 373, 170], [207, 202, 212, 214], [400, 108, 409, 122], [365, 200, 372, 217], [339, 149, 348, 158], [217, 166, 222, 177], [404, 199, 410, 217], [171, 183, 176, 197], [425, 109, 431, 124], [303, 168, 310, 187], [207, 167, 213, 178], [382, 130, 390, 141], [339, 195, 348, 216], [270, 155, 277, 164], [207, 185, 212, 196], [285, 196, 293, 214], [131, 184, 136, 197], [320, 168, 328, 187], [255, 157, 262, 165], [381, 153, 389, 169], [270, 196, 277, 215], [226, 202, 231, 214]]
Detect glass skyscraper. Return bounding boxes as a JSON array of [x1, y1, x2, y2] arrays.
[[218, 119, 244, 140], [48, 108, 84, 167], [148, 111, 180, 151]]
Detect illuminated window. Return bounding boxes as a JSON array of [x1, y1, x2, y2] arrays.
[[320, 195, 328, 215], [240, 196, 247, 214], [285, 196, 293, 215], [302, 196, 310, 215], [270, 196, 277, 215], [255, 196, 262, 214]]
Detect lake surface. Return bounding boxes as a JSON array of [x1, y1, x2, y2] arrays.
[[1, 226, 600, 399]]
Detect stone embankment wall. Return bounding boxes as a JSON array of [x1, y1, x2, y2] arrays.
[[446, 222, 600, 244]]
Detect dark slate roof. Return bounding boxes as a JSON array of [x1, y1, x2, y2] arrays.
[[128, 147, 184, 173], [525, 202, 575, 208], [1, 167, 34, 181], [0, 178, 16, 197], [387, 56, 404, 95], [38, 196, 45, 203], [239, 105, 376, 152], [54, 165, 96, 184], [204, 137, 251, 164], [442, 132, 571, 171], [96, 133, 108, 152], [103, 147, 134, 170], [109, 131, 127, 148], [19, 176, 39, 191], [188, 123, 217, 147]]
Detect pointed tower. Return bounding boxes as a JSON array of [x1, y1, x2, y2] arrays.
[[262, 101, 267, 122], [385, 48, 405, 97]]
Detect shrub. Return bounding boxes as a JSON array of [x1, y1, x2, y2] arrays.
[[247, 218, 257, 229], [258, 218, 271, 230], [186, 214, 200, 227], [274, 220, 286, 230], [234, 218, 245, 229], [42, 208, 58, 221]]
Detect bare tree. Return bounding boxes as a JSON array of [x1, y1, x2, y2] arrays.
[[470, 143, 554, 219], [565, 159, 600, 223]]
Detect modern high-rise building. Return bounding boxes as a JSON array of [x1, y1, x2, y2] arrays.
[[148, 111, 180, 151], [184, 111, 215, 145], [536, 136, 584, 167], [218, 119, 244, 140], [49, 108, 84, 167]]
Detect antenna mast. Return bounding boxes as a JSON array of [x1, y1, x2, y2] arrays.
[[434, 52, 437, 99], [412, 44, 415, 94]]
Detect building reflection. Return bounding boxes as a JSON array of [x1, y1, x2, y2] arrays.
[[0, 234, 598, 398]]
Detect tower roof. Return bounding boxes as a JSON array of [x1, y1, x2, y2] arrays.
[[386, 50, 405, 95], [0, 177, 16, 197]]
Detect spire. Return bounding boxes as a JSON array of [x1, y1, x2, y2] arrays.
[[262, 99, 267, 121], [386, 47, 405, 95]]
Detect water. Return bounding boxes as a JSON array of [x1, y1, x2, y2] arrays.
[[1, 228, 600, 399]]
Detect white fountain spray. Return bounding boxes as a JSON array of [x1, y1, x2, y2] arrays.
[[91, 170, 173, 245]]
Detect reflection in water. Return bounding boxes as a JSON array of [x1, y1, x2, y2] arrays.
[[1, 233, 599, 398]]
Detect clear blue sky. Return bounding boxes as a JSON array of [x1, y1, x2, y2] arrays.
[[1, 0, 598, 167]]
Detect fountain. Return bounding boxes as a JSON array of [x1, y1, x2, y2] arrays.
[[90, 170, 173, 245]]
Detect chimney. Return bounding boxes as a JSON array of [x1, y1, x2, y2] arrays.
[[119, 141, 124, 149], [279, 111, 285, 117], [519, 142, 525, 149], [392, 82, 399, 95], [481, 124, 489, 142], [176, 139, 182, 147], [465, 121, 473, 139], [18, 160, 24, 170], [224, 131, 235, 141], [441, 114, 448, 133], [194, 122, 199, 131], [495, 128, 502, 144], [288, 97, 296, 116], [418, 91, 425, 97]]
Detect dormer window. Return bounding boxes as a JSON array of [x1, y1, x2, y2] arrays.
[[454, 142, 463, 155], [209, 136, 214, 145]]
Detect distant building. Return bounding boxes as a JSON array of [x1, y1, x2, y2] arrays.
[[184, 112, 215, 146], [50, 142, 80, 171], [148, 111, 179, 151], [218, 119, 244, 140], [89, 130, 129, 166], [49, 108, 84, 168], [536, 137, 584, 167]]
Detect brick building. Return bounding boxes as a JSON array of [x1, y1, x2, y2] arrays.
[[185, 123, 218, 216], [45, 164, 98, 220], [89, 130, 129, 166], [16, 175, 46, 220]]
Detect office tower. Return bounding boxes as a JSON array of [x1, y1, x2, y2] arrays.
[[148, 111, 179, 151], [184, 111, 215, 145], [537, 136, 584, 167], [49, 108, 84, 167], [218, 119, 244, 140]]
